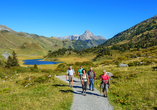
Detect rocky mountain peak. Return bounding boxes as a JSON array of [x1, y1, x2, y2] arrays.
[[0, 25, 14, 32]]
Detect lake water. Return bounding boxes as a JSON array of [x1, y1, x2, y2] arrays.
[[23, 59, 60, 65]]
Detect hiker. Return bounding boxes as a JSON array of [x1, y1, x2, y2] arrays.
[[66, 66, 75, 88], [81, 69, 89, 96], [100, 70, 110, 97], [88, 67, 96, 91], [78, 66, 83, 79]]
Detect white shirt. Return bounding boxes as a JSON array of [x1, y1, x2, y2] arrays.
[[67, 69, 75, 75]]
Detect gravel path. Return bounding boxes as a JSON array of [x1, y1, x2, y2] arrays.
[[56, 75, 113, 110]]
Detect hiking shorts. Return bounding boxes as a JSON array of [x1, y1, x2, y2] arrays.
[[69, 75, 73, 82], [102, 83, 108, 92]]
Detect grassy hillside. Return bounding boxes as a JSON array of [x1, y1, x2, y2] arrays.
[[0, 26, 92, 54], [102, 15, 157, 48], [15, 42, 47, 55], [0, 66, 73, 110]]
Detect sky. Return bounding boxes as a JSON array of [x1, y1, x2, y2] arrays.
[[0, 0, 157, 39]]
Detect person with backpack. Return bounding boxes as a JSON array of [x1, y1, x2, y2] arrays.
[[78, 66, 83, 79], [81, 69, 89, 96], [88, 67, 96, 91], [66, 66, 75, 88], [100, 70, 110, 97]]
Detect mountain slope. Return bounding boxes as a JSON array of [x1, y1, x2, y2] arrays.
[[16, 42, 47, 55], [102, 15, 157, 47], [0, 25, 92, 54]]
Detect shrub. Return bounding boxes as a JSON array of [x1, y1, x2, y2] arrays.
[[128, 62, 134, 67], [117, 56, 127, 61], [41, 69, 53, 73], [34, 63, 38, 69]]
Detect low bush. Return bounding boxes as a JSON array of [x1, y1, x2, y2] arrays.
[[117, 56, 127, 61], [41, 69, 53, 73]]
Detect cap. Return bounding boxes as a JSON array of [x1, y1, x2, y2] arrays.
[[103, 70, 106, 72], [69, 66, 72, 68]]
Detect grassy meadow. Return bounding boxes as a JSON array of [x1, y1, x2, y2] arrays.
[[0, 46, 157, 110], [0, 66, 73, 110]]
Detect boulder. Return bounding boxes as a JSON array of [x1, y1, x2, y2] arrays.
[[106, 72, 114, 77], [119, 63, 128, 67]]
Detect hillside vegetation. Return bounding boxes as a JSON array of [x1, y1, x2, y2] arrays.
[[43, 15, 157, 110], [16, 42, 47, 55], [50, 46, 157, 110], [102, 15, 157, 48]]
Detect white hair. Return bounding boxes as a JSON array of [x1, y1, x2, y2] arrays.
[[103, 70, 106, 73]]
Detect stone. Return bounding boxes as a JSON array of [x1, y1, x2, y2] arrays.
[[106, 72, 114, 77], [119, 63, 128, 67]]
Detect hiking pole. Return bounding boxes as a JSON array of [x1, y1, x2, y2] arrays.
[[100, 81, 101, 96]]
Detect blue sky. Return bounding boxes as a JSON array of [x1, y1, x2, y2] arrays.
[[1, 0, 157, 39]]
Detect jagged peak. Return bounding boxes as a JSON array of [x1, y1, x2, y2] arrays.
[[84, 30, 92, 34]]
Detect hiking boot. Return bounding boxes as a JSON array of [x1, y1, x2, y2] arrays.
[[89, 88, 91, 90], [103, 94, 106, 97], [84, 92, 86, 96], [106, 94, 108, 97], [92, 89, 94, 91]]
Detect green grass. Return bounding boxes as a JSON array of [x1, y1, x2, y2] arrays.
[[0, 72, 73, 110], [93, 64, 157, 110], [1, 45, 156, 110]]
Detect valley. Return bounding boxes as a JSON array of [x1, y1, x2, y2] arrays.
[[0, 15, 157, 110]]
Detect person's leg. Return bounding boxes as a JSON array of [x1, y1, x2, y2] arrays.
[[82, 83, 84, 93], [103, 83, 106, 96], [92, 78, 94, 90], [85, 82, 87, 92], [89, 79, 91, 90], [71, 76, 73, 87], [106, 84, 108, 97], [69, 76, 71, 86]]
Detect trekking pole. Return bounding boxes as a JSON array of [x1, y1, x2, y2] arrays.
[[100, 81, 101, 96]]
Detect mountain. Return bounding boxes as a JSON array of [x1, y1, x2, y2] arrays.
[[58, 30, 107, 47], [102, 15, 157, 47], [0, 25, 94, 54], [15, 42, 47, 55]]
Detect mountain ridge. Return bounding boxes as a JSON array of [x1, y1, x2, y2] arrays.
[[101, 14, 157, 47], [58, 30, 107, 47], [0, 25, 107, 54]]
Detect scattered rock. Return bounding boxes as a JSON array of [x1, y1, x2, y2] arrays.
[[106, 72, 114, 77], [119, 63, 128, 67], [152, 62, 155, 64], [152, 67, 157, 71], [139, 62, 145, 65], [3, 80, 6, 83], [28, 78, 31, 81], [148, 56, 152, 58], [48, 75, 52, 78]]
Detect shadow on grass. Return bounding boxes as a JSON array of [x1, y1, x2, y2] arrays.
[[52, 84, 68, 87], [152, 67, 157, 71], [153, 107, 157, 110], [60, 90, 73, 93]]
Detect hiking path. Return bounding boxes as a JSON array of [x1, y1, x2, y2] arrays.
[[56, 75, 113, 110]]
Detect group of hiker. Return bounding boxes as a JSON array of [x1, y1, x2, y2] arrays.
[[66, 66, 110, 97]]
